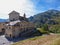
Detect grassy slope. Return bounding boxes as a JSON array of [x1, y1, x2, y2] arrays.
[[43, 35, 60, 45], [12, 35, 60, 45]]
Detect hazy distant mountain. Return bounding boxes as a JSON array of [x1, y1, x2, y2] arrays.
[[0, 19, 8, 22], [29, 9, 60, 27]]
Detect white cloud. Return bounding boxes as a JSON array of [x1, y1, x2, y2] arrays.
[[0, 0, 36, 19]]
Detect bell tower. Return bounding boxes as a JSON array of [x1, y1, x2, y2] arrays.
[[23, 13, 26, 18], [23, 13, 26, 21]]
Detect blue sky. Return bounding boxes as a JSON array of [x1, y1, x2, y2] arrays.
[[31, 0, 60, 12], [0, 0, 60, 19]]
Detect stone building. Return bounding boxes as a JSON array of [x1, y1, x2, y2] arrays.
[[9, 11, 20, 21], [0, 22, 7, 35], [5, 11, 35, 38], [9, 11, 28, 22]]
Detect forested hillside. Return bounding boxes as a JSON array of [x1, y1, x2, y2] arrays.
[[29, 9, 60, 33]]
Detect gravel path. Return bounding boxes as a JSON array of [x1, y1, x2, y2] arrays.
[[0, 35, 13, 45]]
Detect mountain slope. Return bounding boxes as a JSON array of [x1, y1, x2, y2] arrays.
[[29, 9, 60, 27]]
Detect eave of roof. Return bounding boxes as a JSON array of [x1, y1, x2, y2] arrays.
[[8, 10, 20, 15]]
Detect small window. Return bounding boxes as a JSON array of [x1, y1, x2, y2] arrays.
[[3, 24, 4, 25], [9, 27, 11, 29], [2, 28, 5, 30], [10, 34, 12, 38]]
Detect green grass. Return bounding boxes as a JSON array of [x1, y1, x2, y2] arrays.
[[28, 36, 45, 40], [37, 28, 49, 34]]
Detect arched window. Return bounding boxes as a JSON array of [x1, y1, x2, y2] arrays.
[[2, 28, 5, 33], [10, 34, 12, 38]]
